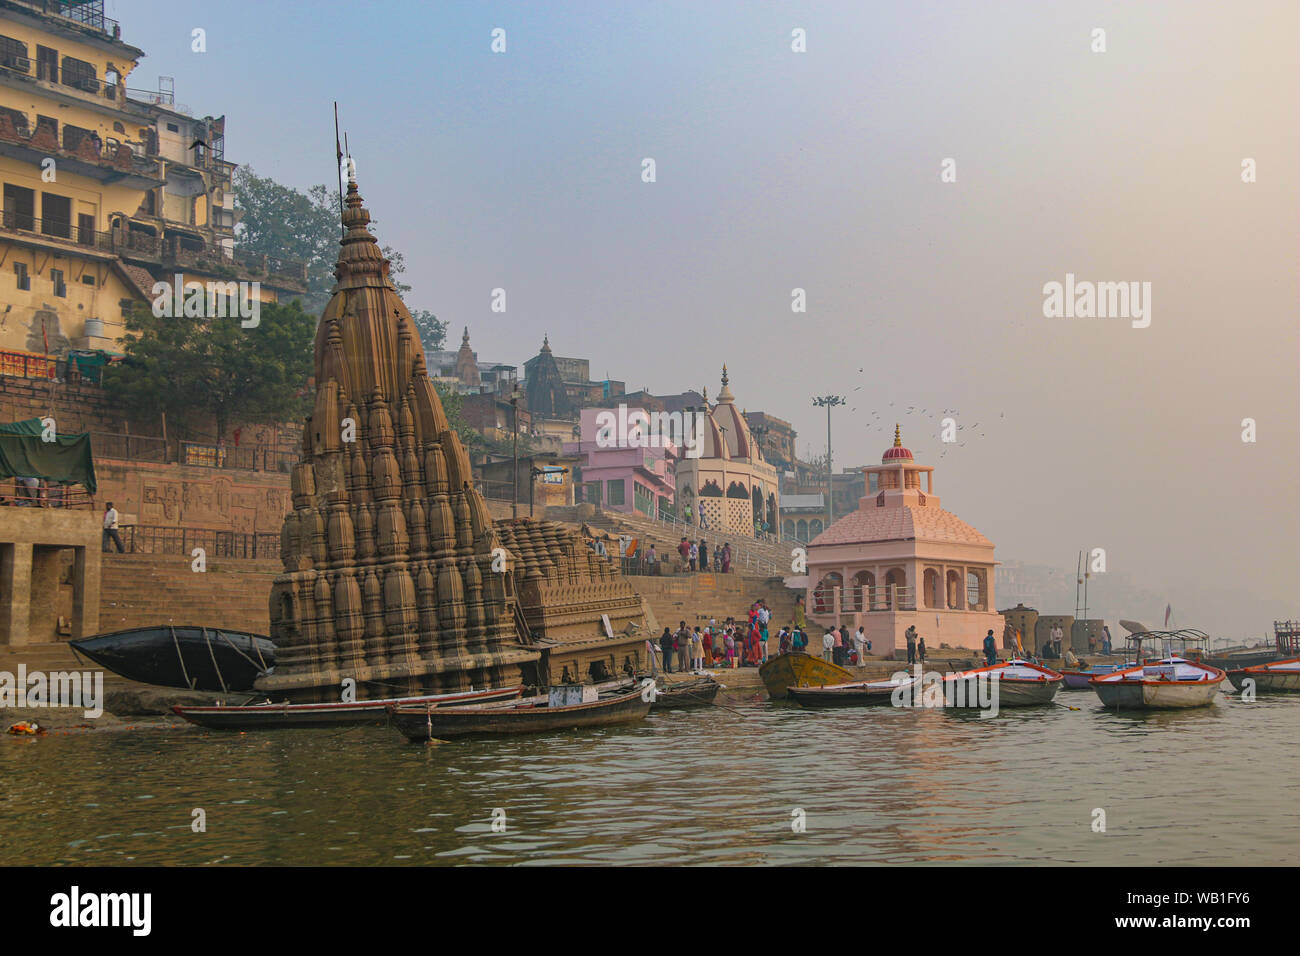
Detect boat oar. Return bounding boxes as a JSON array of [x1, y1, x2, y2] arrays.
[[1053, 699, 1081, 711]]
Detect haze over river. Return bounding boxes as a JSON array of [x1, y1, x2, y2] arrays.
[[3, 690, 1294, 865]]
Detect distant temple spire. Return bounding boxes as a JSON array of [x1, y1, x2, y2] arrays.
[[894, 424, 902, 447]]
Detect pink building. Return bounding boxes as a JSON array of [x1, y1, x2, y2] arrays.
[[564, 407, 677, 518], [806, 426, 1003, 657]]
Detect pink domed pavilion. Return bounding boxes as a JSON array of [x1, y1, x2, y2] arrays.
[[804, 425, 1004, 658]]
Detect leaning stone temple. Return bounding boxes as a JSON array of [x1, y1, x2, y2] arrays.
[[260, 173, 649, 701]]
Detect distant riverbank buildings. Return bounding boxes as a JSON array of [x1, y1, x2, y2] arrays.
[[805, 427, 1003, 656]]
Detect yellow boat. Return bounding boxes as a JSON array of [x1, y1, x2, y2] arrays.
[[759, 652, 856, 700]]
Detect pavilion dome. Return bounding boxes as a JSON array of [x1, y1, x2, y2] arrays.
[[881, 424, 913, 463], [810, 502, 992, 549], [699, 364, 761, 461]]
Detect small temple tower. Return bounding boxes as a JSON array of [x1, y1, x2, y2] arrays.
[[805, 426, 1003, 657], [453, 327, 481, 388], [673, 365, 780, 539], [261, 170, 537, 700]]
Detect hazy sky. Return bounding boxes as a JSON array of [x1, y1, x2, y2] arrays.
[[114, 1, 1298, 635]]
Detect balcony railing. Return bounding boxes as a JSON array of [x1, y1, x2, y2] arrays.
[[0, 211, 309, 285], [31, 1, 121, 38], [1, 210, 115, 251]]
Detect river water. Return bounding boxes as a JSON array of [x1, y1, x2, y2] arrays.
[[2, 688, 1295, 866]]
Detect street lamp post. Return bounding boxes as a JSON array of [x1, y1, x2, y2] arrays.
[[510, 384, 519, 520], [812, 395, 845, 528]]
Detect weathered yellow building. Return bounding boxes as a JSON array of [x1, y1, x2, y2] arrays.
[[0, 0, 305, 370]]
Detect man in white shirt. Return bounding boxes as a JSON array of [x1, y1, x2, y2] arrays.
[[822, 629, 835, 662], [854, 627, 867, 662], [102, 501, 125, 553], [1050, 624, 1064, 658]]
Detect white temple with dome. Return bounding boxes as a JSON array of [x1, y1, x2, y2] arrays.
[[673, 365, 781, 541], [805, 426, 1003, 656]]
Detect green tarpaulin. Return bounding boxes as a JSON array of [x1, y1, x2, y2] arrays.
[[0, 418, 97, 493]]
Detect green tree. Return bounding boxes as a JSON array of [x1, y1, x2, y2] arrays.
[[234, 168, 435, 329], [103, 300, 315, 441]]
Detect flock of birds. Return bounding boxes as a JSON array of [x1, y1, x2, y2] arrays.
[[842, 368, 1006, 459]]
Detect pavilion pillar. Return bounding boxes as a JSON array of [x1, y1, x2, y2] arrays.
[[0, 542, 34, 647]]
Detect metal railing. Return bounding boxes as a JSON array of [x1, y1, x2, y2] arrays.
[[46, 0, 119, 36], [812, 585, 917, 615], [0, 211, 116, 251], [0, 480, 93, 508], [89, 431, 167, 462], [178, 441, 296, 472], [118, 525, 279, 559]]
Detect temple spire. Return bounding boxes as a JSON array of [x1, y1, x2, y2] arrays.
[[894, 424, 902, 447]]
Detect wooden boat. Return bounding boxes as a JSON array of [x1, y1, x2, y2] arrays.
[[171, 685, 523, 730], [1226, 657, 1300, 693], [389, 685, 651, 741], [1209, 649, 1288, 672], [650, 677, 721, 710], [759, 652, 854, 700], [787, 675, 917, 708], [1090, 657, 1225, 709], [69, 625, 274, 693], [1060, 663, 1121, 689], [942, 659, 1063, 707]]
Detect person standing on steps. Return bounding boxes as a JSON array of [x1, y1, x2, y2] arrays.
[[102, 502, 125, 553], [905, 625, 918, 665]]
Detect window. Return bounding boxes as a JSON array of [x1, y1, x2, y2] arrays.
[[606, 479, 625, 506], [0, 35, 29, 69], [3, 183, 34, 231], [60, 56, 97, 91], [0, 106, 27, 135], [81, 274, 96, 286], [41, 193, 72, 238], [63, 125, 94, 152], [166, 122, 179, 133], [35, 46, 57, 83], [13, 262, 29, 291], [35, 114, 57, 142], [51, 268, 66, 297]]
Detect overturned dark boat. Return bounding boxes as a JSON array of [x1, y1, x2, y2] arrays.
[[173, 685, 523, 731], [70, 625, 275, 693]]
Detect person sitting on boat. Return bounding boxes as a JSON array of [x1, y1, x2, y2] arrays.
[[1063, 646, 1081, 669]]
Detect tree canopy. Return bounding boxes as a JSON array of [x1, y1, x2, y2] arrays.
[[103, 300, 315, 442]]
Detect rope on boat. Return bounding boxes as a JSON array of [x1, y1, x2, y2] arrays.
[[202, 626, 230, 695], [171, 625, 196, 690]]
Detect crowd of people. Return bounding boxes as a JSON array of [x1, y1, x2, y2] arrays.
[[675, 537, 732, 573], [649, 597, 885, 673]]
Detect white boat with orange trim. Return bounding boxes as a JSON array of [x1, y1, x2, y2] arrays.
[[941, 659, 1063, 708], [1089, 657, 1224, 709], [1226, 657, 1300, 693]]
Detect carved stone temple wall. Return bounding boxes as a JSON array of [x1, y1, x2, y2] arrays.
[[258, 173, 648, 702]]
